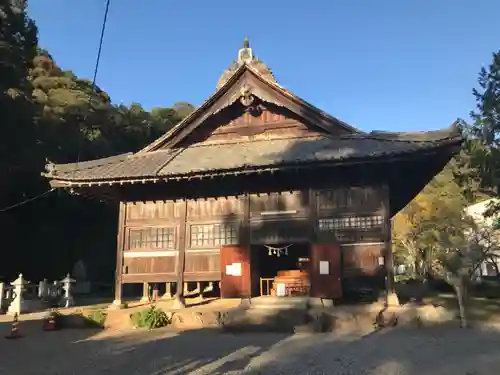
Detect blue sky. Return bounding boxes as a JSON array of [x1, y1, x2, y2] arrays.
[[28, 0, 499, 133]]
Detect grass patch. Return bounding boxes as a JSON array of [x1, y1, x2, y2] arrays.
[[425, 293, 500, 322]]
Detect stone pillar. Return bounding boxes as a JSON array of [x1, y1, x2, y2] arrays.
[[7, 274, 28, 315], [140, 282, 150, 303], [162, 282, 172, 299], [198, 282, 204, 299], [38, 279, 49, 300], [0, 282, 4, 312], [183, 282, 189, 295], [60, 273, 75, 308], [109, 279, 123, 310], [51, 281, 61, 298], [205, 281, 214, 292], [171, 281, 185, 309]]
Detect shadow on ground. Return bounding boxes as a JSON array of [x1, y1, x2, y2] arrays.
[[0, 306, 500, 375]]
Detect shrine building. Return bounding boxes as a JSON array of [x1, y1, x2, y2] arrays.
[[43, 39, 463, 306]]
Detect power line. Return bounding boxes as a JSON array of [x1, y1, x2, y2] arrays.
[[92, 0, 111, 87], [0, 188, 56, 213], [74, 0, 111, 173], [1, 0, 112, 213]]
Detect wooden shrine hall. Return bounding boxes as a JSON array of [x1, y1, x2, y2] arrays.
[[43, 38, 463, 307]]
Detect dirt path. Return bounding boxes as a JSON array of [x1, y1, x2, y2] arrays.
[[0, 325, 499, 374]]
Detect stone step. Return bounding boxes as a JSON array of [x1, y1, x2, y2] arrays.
[[223, 305, 309, 332], [247, 296, 309, 310]]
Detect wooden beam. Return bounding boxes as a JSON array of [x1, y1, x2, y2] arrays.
[[122, 273, 178, 284]]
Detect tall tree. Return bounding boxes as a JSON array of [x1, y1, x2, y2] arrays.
[[0, 1, 194, 282], [459, 51, 500, 207], [0, 0, 40, 202]]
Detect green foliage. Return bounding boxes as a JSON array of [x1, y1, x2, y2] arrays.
[[130, 306, 171, 330], [86, 310, 107, 328], [0, 3, 194, 281], [455, 51, 500, 210], [394, 274, 414, 283], [393, 164, 470, 278]]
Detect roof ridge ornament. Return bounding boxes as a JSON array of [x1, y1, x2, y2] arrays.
[[216, 37, 278, 89], [238, 37, 253, 64]]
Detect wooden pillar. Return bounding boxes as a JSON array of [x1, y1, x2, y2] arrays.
[[308, 188, 318, 242], [242, 193, 251, 299], [308, 188, 318, 298], [382, 184, 398, 306], [110, 201, 126, 309], [174, 200, 187, 308]]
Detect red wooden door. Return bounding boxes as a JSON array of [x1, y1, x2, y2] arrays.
[[310, 243, 342, 299], [220, 245, 251, 298]]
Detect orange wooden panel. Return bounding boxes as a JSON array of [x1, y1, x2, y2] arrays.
[[220, 245, 251, 298], [310, 243, 342, 299]]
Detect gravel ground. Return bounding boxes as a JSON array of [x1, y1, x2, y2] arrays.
[[0, 324, 499, 375]]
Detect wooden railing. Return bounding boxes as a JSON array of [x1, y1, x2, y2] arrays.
[[260, 278, 274, 296]]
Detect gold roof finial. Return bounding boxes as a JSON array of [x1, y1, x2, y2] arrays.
[[243, 36, 250, 49]]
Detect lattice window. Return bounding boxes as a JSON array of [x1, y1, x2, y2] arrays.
[[128, 227, 175, 249], [318, 215, 384, 231], [190, 223, 239, 248]]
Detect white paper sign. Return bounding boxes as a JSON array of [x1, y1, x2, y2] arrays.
[[231, 262, 242, 276], [276, 283, 286, 297], [378, 256, 385, 266], [319, 261, 329, 275], [225, 264, 234, 275]]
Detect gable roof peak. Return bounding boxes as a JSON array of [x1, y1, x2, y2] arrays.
[[217, 38, 277, 89]]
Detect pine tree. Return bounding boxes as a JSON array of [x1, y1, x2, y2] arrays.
[[457, 51, 500, 205]]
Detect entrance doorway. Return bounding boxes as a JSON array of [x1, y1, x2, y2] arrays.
[[251, 243, 310, 297]]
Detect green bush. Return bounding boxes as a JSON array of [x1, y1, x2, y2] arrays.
[[129, 305, 170, 330], [395, 275, 414, 283], [86, 310, 107, 328]]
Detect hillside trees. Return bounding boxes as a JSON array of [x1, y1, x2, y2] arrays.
[[0, 0, 40, 204], [0, 3, 192, 280]]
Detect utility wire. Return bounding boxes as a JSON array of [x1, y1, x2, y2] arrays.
[[74, 0, 111, 172], [0, 0, 111, 212], [0, 188, 56, 212], [92, 0, 111, 88]]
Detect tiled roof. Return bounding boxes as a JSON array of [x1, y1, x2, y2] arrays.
[[43, 131, 462, 183]]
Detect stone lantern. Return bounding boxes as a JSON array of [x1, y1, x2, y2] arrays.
[[7, 274, 28, 315], [60, 273, 75, 308]]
